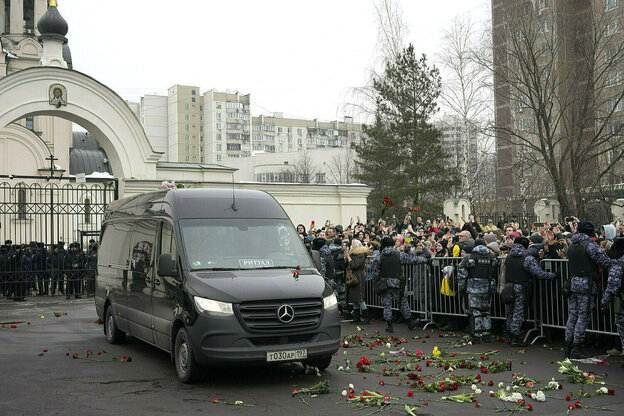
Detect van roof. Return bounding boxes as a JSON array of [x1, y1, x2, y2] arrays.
[[104, 188, 289, 221]]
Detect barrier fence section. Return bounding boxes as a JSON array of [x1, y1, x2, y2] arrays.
[[364, 256, 619, 340], [0, 268, 95, 298]]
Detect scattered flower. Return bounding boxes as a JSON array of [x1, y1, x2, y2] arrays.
[[407, 391, 413, 397]]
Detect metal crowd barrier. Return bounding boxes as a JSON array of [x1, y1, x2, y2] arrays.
[[363, 256, 620, 341]]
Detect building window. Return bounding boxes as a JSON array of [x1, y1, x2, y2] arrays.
[[217, 133, 222, 140], [278, 127, 283, 133], [185, 104, 189, 110], [17, 188, 27, 220], [216, 102, 222, 109], [519, 118, 533, 131], [217, 144, 222, 151], [608, 98, 623, 112], [185, 114, 189, 120], [216, 123, 221, 129], [200, 156, 204, 162], [185, 125, 190, 131], [191, 97, 196, 102], [606, 71, 622, 87], [606, 20, 619, 36], [185, 156, 190, 162], [185, 145, 190, 151], [217, 154, 222, 161], [606, 0, 618, 11], [84, 197, 91, 224], [185, 135, 189, 140], [25, 117, 34, 131], [192, 89, 196, 95], [315, 173, 326, 184]]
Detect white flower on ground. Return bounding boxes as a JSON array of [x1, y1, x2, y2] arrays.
[[498, 382, 504, 388], [468, 341, 473, 345], [598, 387, 608, 394], [506, 386, 511, 392], [337, 366, 344, 371], [386, 342, 391, 348], [475, 389, 482, 395], [349, 384, 354, 390], [471, 384, 477, 391], [234, 401, 243, 405], [510, 393, 523, 401], [535, 391, 546, 402], [342, 390, 347, 397]]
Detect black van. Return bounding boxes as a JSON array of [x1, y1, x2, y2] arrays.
[[95, 188, 340, 382]]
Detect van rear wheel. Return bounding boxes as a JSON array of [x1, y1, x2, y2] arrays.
[[174, 327, 202, 383], [105, 306, 125, 344], [302, 354, 332, 371]]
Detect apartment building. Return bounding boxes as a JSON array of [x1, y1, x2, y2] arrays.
[[436, 114, 479, 174], [251, 114, 362, 154], [135, 85, 364, 167], [203, 90, 251, 163], [492, 0, 624, 204]]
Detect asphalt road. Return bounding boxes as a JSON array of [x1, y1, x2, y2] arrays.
[[1, 297, 624, 416]]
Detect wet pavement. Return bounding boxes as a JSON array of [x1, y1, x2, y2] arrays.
[[1, 297, 623, 415]]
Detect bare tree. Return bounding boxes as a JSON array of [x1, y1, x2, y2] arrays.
[[438, 16, 495, 206], [281, 150, 319, 184], [341, 0, 409, 122], [326, 146, 360, 184], [478, 1, 624, 218]]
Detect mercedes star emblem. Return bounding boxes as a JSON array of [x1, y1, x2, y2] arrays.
[[277, 304, 295, 323]]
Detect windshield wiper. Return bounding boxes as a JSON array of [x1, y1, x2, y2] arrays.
[[193, 267, 243, 271]]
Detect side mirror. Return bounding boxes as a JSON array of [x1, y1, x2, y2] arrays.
[[158, 253, 179, 279]]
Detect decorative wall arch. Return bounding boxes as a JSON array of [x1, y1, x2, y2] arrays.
[[0, 67, 162, 180], [0, 124, 51, 173]]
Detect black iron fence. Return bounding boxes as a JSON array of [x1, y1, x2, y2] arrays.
[[0, 178, 117, 247], [0, 267, 95, 298]]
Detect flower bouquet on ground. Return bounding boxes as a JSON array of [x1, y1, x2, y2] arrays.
[[512, 373, 538, 387], [356, 355, 375, 372], [557, 359, 601, 384], [291, 380, 330, 396], [441, 392, 478, 403], [346, 390, 398, 409], [491, 389, 524, 403]]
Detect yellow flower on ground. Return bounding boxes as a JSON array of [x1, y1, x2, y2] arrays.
[[433, 346, 441, 357]]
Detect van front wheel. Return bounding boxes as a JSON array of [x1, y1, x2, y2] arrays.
[[105, 306, 125, 344], [174, 327, 202, 383], [302, 354, 332, 371]]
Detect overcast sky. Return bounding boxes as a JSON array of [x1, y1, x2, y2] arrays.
[[61, 0, 490, 122]]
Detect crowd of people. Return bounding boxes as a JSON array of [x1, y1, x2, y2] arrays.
[[0, 239, 98, 301], [297, 213, 624, 361]]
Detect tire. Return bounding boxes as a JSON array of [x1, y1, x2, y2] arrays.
[[105, 306, 125, 344], [174, 327, 202, 383], [302, 354, 332, 371]]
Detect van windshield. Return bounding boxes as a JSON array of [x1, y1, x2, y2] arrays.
[[180, 218, 314, 271]]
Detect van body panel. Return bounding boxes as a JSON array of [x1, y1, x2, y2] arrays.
[[184, 269, 326, 304]]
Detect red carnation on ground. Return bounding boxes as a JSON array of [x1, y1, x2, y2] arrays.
[[72, 353, 78, 359], [608, 389, 615, 395], [568, 404, 574, 411], [480, 368, 488, 373], [378, 380, 385, 386], [407, 391, 413, 397], [475, 401, 480, 408], [423, 401, 428, 405], [488, 380, 494, 386], [43, 349, 48, 353], [38, 353, 44, 357], [565, 395, 571, 401], [527, 404, 533, 411], [10, 325, 16, 328], [574, 401, 581, 408], [212, 399, 219, 403]]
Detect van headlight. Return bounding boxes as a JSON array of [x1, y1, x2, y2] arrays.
[[323, 294, 338, 310], [194, 296, 234, 316]]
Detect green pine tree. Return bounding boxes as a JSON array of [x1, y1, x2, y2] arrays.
[[356, 44, 458, 221]]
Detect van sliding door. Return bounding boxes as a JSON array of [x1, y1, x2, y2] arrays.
[[126, 220, 157, 344]]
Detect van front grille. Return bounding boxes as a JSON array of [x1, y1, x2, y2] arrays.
[[236, 298, 323, 333]]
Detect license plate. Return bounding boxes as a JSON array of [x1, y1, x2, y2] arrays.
[[266, 349, 308, 362]]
